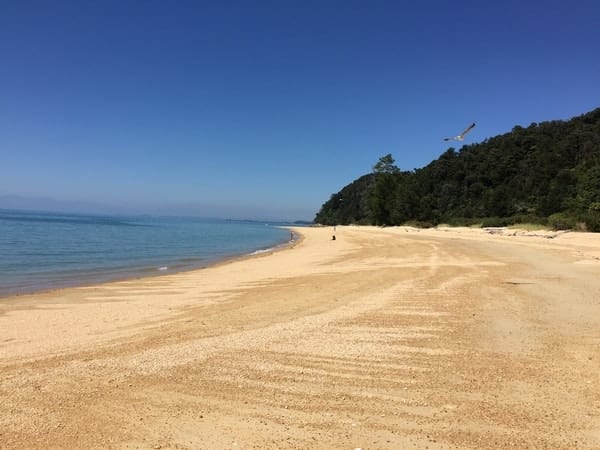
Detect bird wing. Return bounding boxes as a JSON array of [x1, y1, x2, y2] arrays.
[[459, 122, 476, 137]]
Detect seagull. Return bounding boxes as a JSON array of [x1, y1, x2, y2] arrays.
[[443, 122, 476, 141]]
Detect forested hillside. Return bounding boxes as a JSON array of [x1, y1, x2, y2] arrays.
[[315, 107, 600, 231]]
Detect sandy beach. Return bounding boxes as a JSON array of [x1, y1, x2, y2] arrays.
[[1, 225, 599, 449]]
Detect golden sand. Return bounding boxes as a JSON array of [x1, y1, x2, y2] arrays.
[[1, 226, 599, 449]]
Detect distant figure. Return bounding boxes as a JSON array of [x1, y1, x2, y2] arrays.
[[332, 234, 336, 240]]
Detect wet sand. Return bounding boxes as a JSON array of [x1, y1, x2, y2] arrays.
[[1, 226, 599, 449]]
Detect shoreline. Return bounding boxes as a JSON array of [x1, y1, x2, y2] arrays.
[[1, 225, 599, 449], [0, 228, 300, 300]]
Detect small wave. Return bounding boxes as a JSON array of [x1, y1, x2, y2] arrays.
[[250, 248, 271, 255], [158, 266, 168, 271], [249, 240, 291, 256]]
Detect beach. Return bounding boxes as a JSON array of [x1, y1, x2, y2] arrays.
[[1, 226, 599, 449]]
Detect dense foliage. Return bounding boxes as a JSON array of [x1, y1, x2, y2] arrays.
[[314, 107, 600, 231]]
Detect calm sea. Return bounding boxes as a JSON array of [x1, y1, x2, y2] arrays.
[[0, 209, 294, 297]]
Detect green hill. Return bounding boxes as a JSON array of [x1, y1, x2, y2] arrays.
[[315, 107, 600, 231]]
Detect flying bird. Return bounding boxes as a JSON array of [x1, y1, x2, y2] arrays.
[[443, 122, 476, 141]]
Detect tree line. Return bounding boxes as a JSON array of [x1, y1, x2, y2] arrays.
[[314, 107, 600, 231]]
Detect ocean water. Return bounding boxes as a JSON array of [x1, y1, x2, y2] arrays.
[[0, 209, 293, 297]]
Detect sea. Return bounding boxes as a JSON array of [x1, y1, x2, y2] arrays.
[[0, 209, 295, 297]]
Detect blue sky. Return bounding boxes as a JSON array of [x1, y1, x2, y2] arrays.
[[1, 0, 599, 220]]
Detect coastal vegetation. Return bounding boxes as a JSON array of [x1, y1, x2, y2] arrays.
[[315, 107, 600, 231]]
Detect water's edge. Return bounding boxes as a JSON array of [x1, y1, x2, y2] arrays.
[[0, 227, 301, 300]]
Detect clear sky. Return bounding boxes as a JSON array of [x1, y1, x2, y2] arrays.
[[1, 0, 599, 220]]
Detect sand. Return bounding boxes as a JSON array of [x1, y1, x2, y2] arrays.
[[1, 225, 599, 449]]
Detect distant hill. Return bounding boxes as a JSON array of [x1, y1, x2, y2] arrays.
[[315, 107, 600, 231]]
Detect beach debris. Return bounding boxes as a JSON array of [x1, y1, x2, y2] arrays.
[[484, 227, 506, 235], [444, 122, 476, 141]]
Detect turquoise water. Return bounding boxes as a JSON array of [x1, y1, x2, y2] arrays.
[[0, 209, 293, 297]]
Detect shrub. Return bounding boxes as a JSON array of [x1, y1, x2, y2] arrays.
[[548, 213, 577, 231], [580, 211, 600, 232], [481, 217, 510, 227]]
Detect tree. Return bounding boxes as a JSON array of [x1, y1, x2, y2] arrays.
[[370, 154, 400, 225], [372, 154, 400, 174]]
